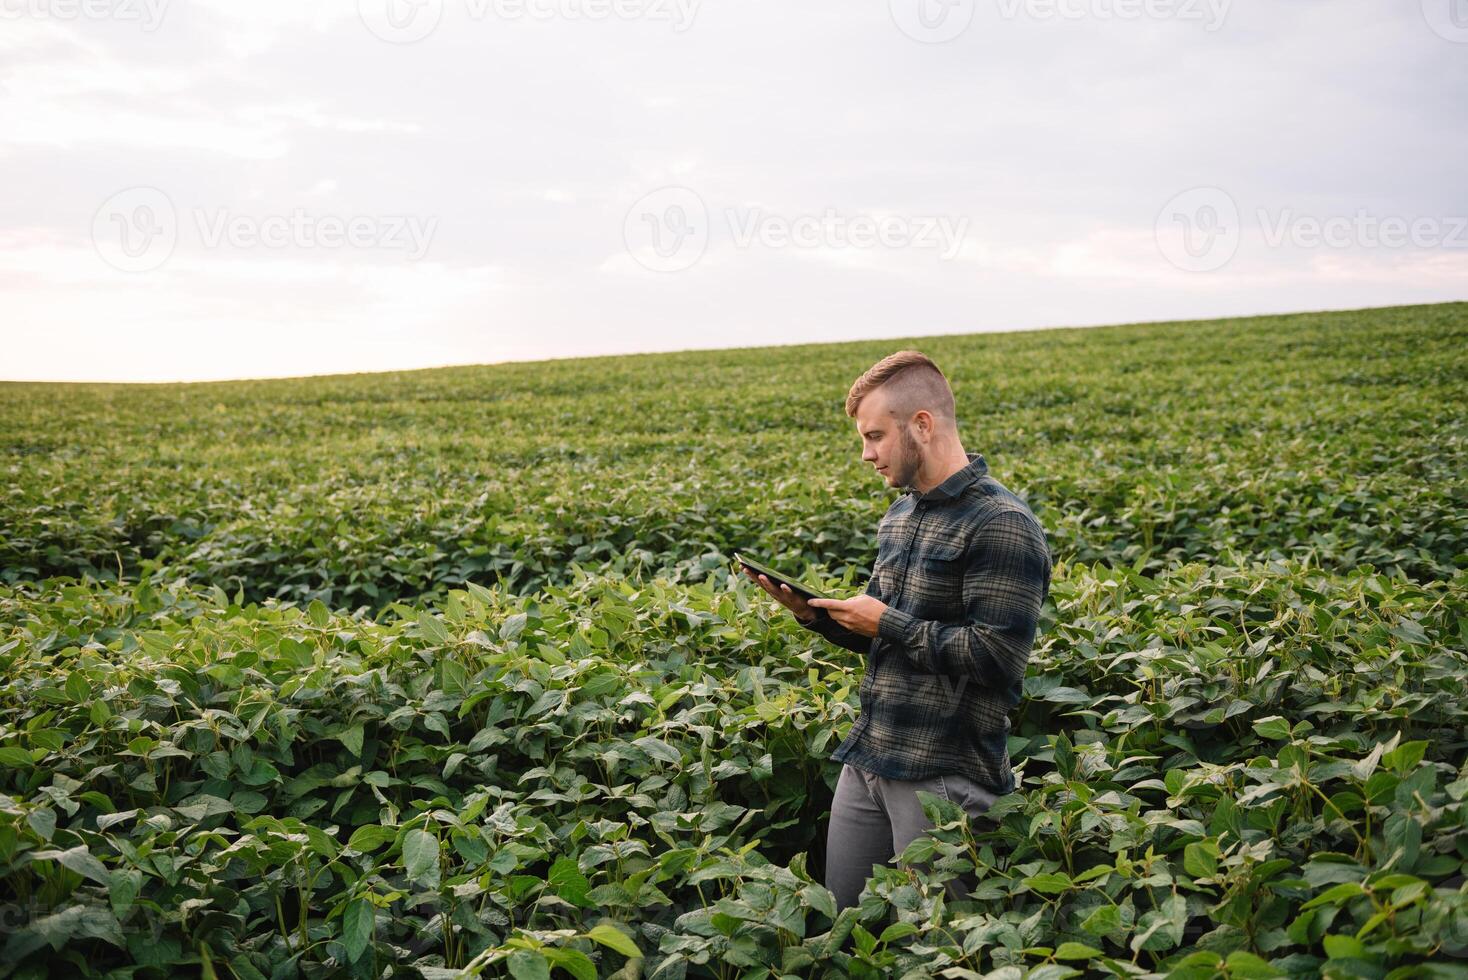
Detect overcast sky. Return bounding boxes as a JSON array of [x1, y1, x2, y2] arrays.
[[3, 0, 1466, 382]]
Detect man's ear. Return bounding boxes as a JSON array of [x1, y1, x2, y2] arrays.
[[912, 409, 934, 441]]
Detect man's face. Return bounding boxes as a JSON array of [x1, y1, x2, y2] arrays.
[[855, 389, 924, 490]]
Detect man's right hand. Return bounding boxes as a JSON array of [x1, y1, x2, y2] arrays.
[[741, 566, 818, 624]]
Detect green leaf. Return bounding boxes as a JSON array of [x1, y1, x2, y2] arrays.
[[1322, 933, 1366, 959], [348, 824, 398, 853], [342, 899, 374, 962], [1053, 942, 1103, 960], [500, 612, 528, 642], [1080, 903, 1121, 936], [507, 949, 550, 980], [109, 868, 142, 918], [0, 746, 36, 768], [175, 794, 233, 822], [1223, 952, 1282, 978], [1383, 740, 1427, 774], [307, 599, 330, 628], [419, 612, 451, 646], [632, 736, 682, 766], [1023, 872, 1073, 895], [1251, 716, 1291, 740], [549, 856, 593, 908], [228, 955, 268, 980], [402, 829, 440, 885], [1352, 742, 1385, 781], [584, 923, 641, 959], [878, 922, 918, 944], [38, 845, 110, 885], [543, 948, 597, 980], [337, 724, 365, 758], [1302, 882, 1364, 910], [1184, 840, 1219, 878], [804, 884, 837, 920]]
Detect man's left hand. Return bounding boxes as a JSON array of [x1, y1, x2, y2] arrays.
[[806, 595, 889, 638]]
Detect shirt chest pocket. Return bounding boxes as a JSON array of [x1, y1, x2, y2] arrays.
[[915, 539, 968, 603]]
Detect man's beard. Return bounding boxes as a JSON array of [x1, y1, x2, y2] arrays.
[[892, 422, 924, 490]]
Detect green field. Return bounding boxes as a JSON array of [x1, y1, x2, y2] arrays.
[[1, 303, 1465, 978]]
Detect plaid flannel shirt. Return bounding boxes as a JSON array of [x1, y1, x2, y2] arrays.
[[803, 453, 1051, 794]]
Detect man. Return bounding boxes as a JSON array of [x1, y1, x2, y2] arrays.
[[743, 350, 1052, 912]]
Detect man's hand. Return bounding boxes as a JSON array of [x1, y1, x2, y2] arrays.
[[806, 595, 888, 638], [742, 567, 819, 623]]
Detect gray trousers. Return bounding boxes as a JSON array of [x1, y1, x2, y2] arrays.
[[826, 763, 1001, 911]]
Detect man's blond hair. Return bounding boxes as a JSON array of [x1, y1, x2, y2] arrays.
[[845, 350, 956, 424]]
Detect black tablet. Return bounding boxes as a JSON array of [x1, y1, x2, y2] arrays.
[[733, 552, 831, 601]]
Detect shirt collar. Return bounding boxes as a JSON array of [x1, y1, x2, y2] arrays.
[[907, 452, 987, 502]]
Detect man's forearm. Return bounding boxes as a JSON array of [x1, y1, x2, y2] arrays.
[[877, 605, 1031, 689]]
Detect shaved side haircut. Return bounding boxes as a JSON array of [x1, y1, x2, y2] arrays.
[[846, 350, 956, 426]]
